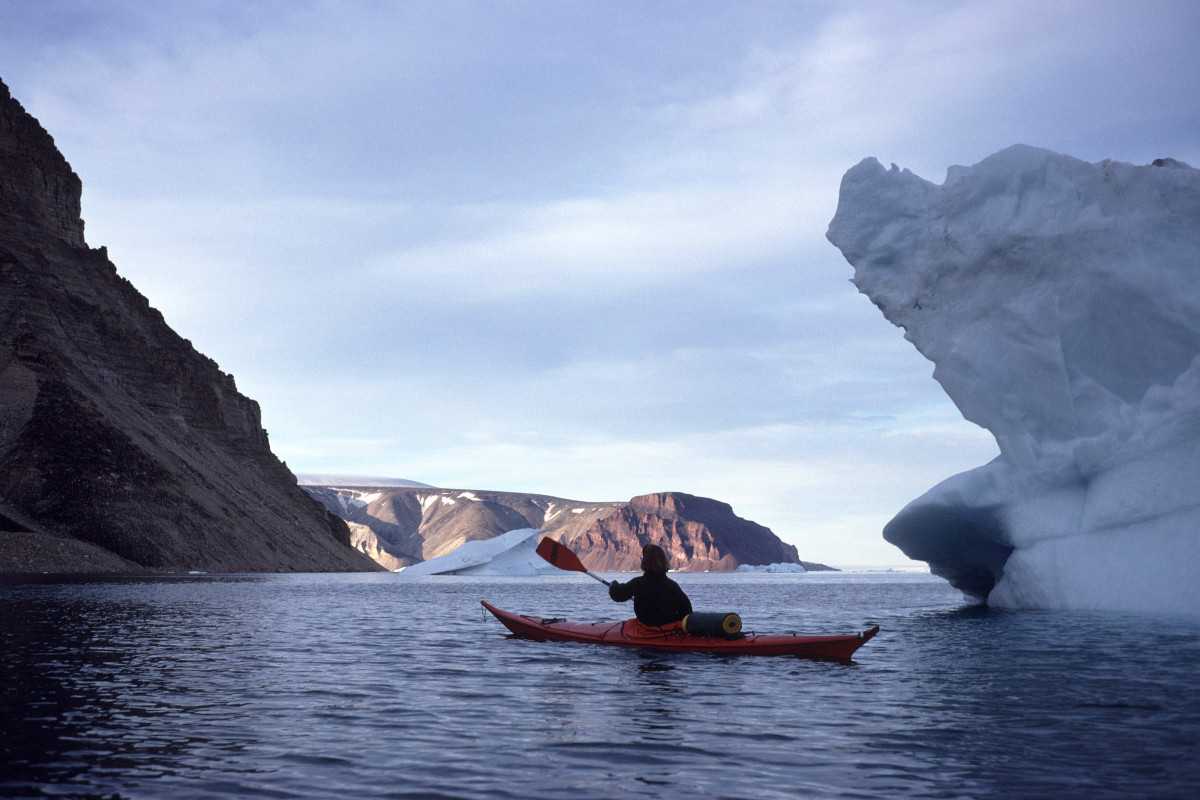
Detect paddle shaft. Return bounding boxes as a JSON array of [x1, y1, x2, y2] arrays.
[[581, 569, 611, 587]]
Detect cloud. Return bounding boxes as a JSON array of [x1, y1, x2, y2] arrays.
[[364, 184, 815, 304]]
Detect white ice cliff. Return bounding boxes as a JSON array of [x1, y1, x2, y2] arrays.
[[827, 145, 1200, 614]]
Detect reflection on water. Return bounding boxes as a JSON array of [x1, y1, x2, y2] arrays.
[[1, 572, 1198, 799]]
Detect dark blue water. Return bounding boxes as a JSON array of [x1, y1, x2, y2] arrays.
[[2, 572, 1198, 799]]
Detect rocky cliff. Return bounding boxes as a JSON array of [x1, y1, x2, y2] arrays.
[[303, 484, 829, 572], [567, 492, 806, 572], [0, 77, 379, 573]]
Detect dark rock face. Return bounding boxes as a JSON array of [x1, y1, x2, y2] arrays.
[[0, 82, 84, 249], [0, 78, 379, 573], [305, 485, 820, 572], [569, 492, 803, 572]]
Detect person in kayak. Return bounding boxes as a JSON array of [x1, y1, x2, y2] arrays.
[[608, 544, 692, 627]]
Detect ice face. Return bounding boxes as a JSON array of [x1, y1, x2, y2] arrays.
[[395, 528, 563, 577], [827, 145, 1200, 614], [735, 563, 808, 573]]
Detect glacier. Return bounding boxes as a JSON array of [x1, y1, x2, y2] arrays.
[[826, 145, 1200, 615], [395, 528, 562, 577]]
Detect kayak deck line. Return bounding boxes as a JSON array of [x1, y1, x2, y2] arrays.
[[481, 601, 880, 661]]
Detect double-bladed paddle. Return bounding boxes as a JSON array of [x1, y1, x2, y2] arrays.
[[535, 537, 611, 586]]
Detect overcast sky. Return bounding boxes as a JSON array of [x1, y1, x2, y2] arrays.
[[3, 1, 1198, 565]]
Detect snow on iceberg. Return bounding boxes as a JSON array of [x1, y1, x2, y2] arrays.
[[395, 528, 562, 577], [736, 563, 808, 573], [827, 145, 1200, 614]]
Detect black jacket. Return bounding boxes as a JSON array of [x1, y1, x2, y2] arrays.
[[608, 572, 692, 626]]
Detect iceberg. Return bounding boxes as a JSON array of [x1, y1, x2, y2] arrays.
[[395, 528, 562, 577], [736, 563, 808, 573], [826, 145, 1200, 614]]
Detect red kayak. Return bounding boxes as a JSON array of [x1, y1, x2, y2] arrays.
[[481, 601, 880, 660]]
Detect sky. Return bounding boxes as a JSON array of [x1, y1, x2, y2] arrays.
[[2, 0, 1198, 565]]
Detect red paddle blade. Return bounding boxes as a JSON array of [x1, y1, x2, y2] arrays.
[[535, 537, 588, 573]]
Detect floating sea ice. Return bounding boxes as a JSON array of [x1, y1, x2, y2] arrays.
[[827, 145, 1200, 614], [735, 563, 808, 573]]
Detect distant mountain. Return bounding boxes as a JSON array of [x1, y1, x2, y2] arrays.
[[303, 484, 833, 572], [295, 474, 433, 488], [0, 77, 379, 573], [566, 492, 830, 572]]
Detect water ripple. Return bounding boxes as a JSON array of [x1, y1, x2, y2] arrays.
[[2, 573, 1198, 799]]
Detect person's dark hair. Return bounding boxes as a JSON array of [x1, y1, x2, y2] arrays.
[[641, 544, 670, 574]]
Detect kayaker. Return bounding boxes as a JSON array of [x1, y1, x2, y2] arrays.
[[608, 544, 692, 627]]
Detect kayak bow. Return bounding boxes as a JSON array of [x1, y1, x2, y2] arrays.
[[481, 601, 879, 661]]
